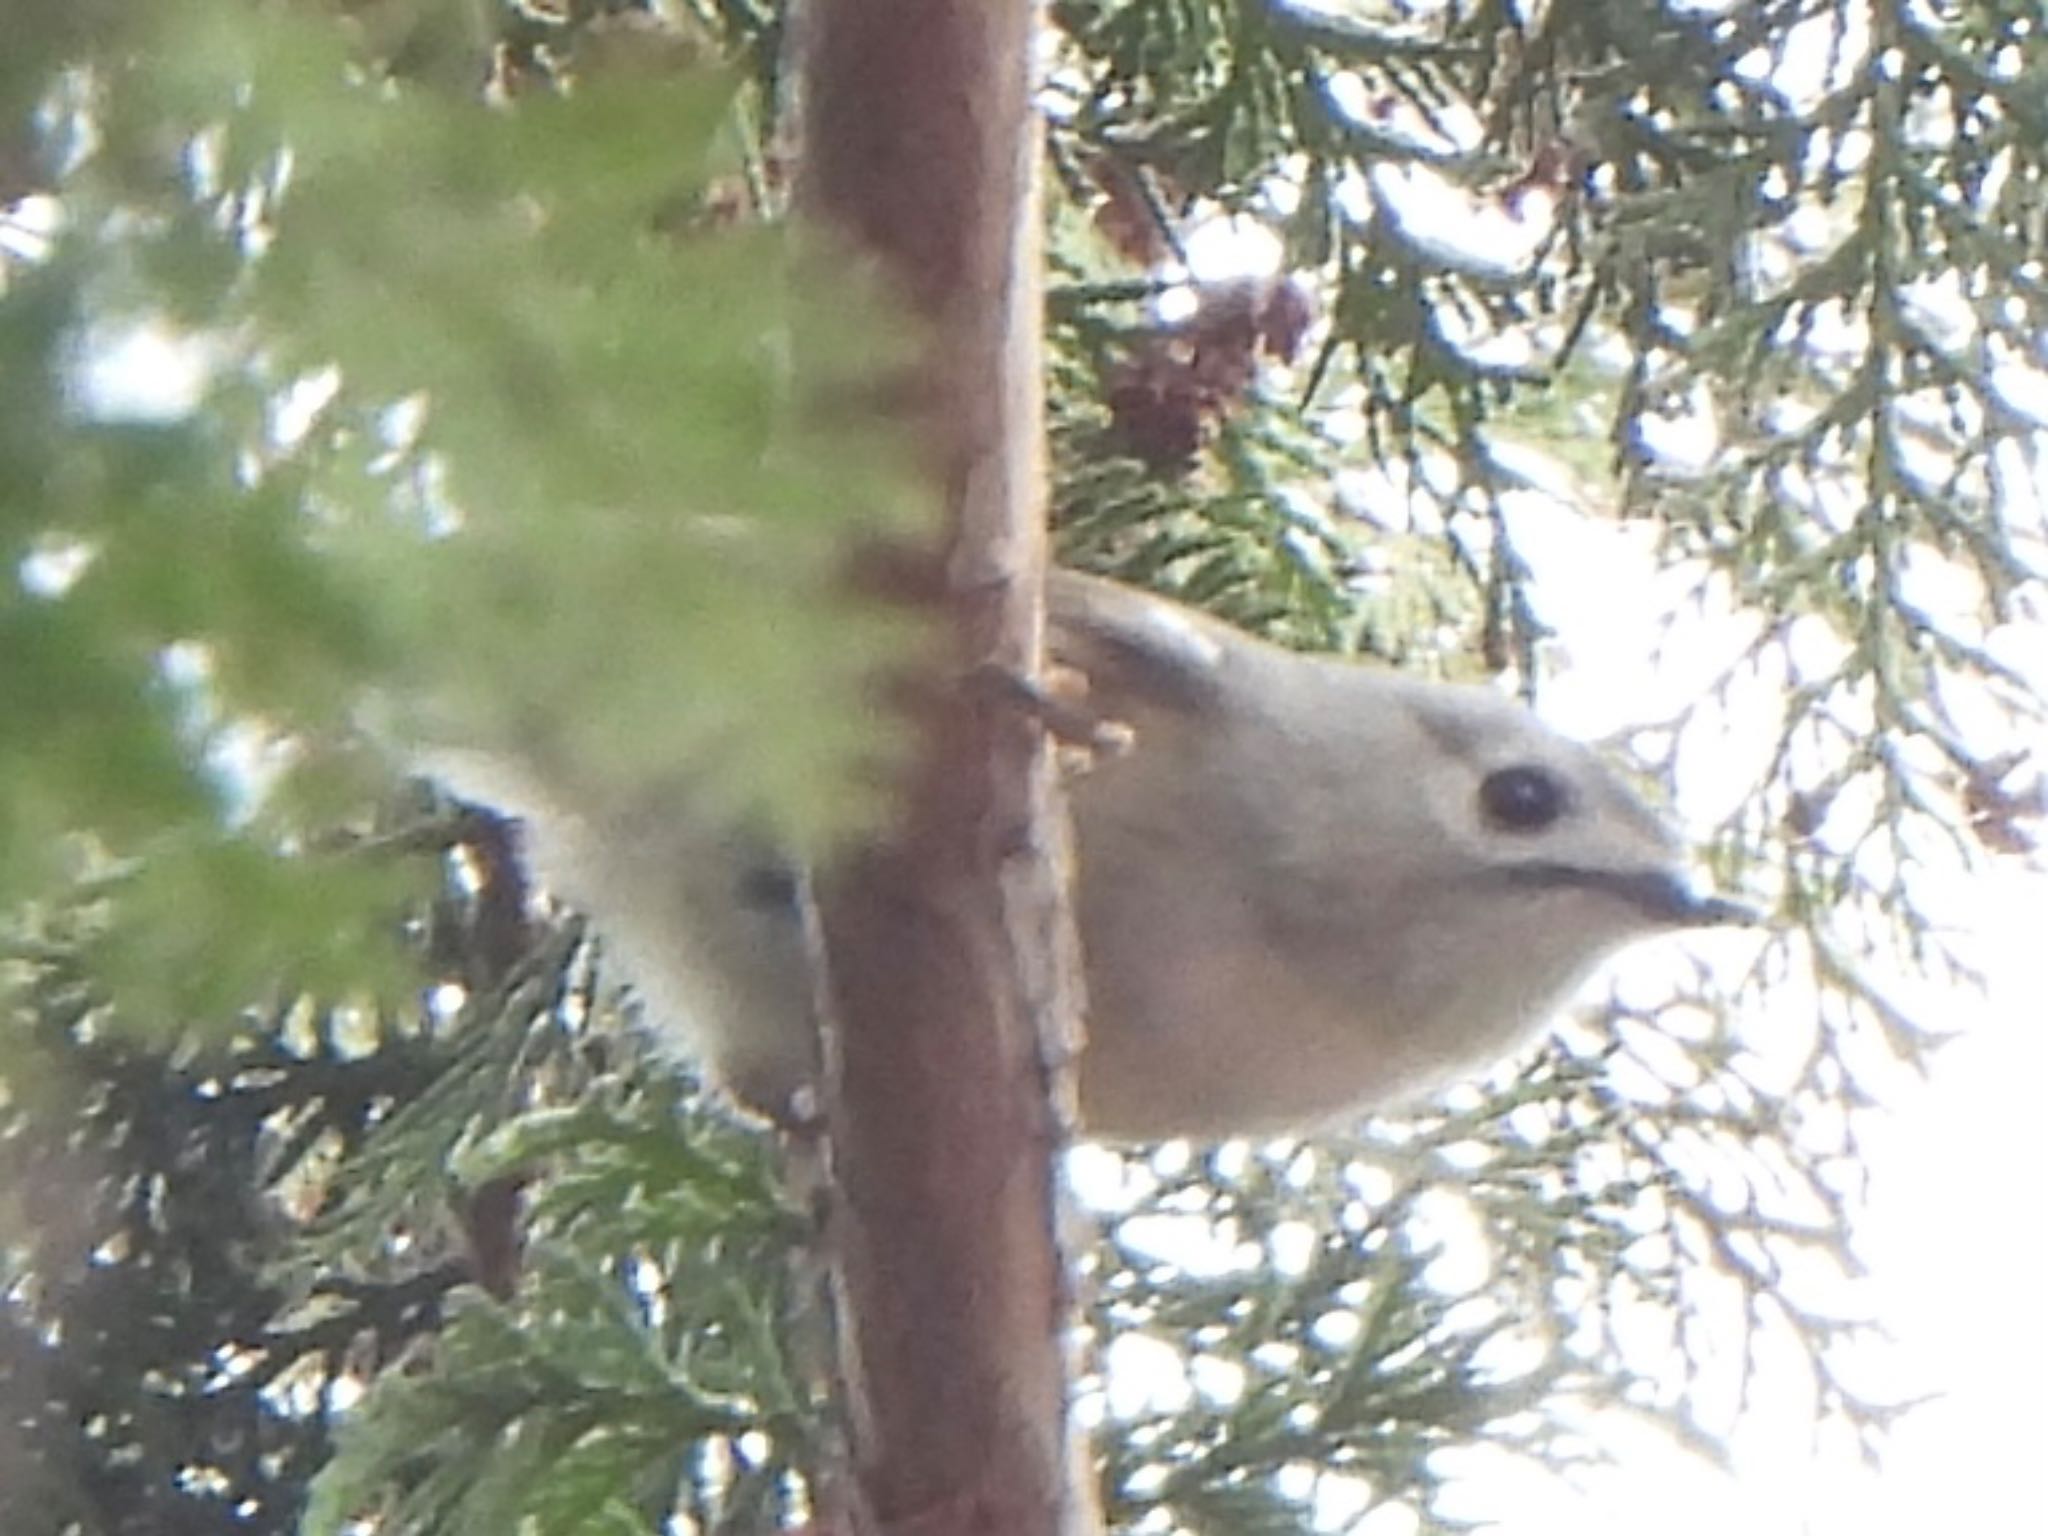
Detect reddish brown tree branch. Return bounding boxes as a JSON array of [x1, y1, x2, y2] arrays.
[[797, 3, 1086, 1535]]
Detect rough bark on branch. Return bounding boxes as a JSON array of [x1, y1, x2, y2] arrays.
[[797, 3, 1087, 1535]]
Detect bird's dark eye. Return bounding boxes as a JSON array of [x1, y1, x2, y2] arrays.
[[1479, 764, 1569, 833]]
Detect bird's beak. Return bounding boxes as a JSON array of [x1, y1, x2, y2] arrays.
[[1623, 871, 1758, 928], [1507, 863, 1759, 928]]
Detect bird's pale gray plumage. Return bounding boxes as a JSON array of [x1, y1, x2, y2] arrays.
[[424, 570, 1747, 1140], [1048, 571, 1741, 1135]]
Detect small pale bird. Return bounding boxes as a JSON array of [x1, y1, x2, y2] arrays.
[[425, 570, 1748, 1141]]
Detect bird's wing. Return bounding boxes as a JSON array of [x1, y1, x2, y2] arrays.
[[1045, 569, 1237, 725]]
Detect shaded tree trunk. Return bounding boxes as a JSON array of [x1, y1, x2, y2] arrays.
[[797, 3, 1087, 1536]]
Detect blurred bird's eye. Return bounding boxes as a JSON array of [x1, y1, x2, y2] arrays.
[[1479, 764, 1568, 832], [736, 859, 801, 912]]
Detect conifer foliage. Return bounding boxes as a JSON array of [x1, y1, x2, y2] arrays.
[[1, 3, 2042, 1535]]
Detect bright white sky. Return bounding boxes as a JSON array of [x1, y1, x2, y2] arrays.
[[1487, 518, 2048, 1536]]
